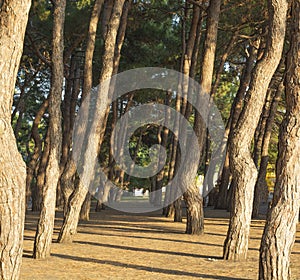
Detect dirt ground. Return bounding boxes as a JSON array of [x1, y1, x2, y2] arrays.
[[21, 204, 300, 280]]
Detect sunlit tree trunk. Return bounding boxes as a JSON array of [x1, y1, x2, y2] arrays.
[[60, 0, 104, 213], [33, 0, 66, 259], [223, 0, 288, 261], [259, 1, 300, 278], [58, 0, 126, 243], [216, 44, 257, 209], [0, 0, 31, 278]]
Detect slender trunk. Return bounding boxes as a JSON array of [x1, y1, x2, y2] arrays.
[[253, 82, 275, 168], [0, 1, 31, 278], [58, 0, 126, 243], [79, 193, 92, 221], [173, 199, 183, 222], [223, 0, 288, 261], [252, 82, 283, 218], [155, 96, 171, 207], [33, 131, 50, 212], [184, 0, 221, 234], [164, 4, 189, 219], [210, 32, 237, 97], [26, 99, 49, 209], [82, 0, 104, 101], [59, 0, 104, 214], [33, 0, 66, 259], [259, 1, 300, 278], [216, 44, 257, 209]]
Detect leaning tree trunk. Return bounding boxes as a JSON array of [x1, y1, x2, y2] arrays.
[[33, 0, 66, 259], [259, 1, 300, 278], [252, 81, 283, 218], [223, 0, 288, 261], [0, 0, 31, 279], [216, 45, 257, 209], [59, 0, 104, 213], [58, 0, 126, 243]]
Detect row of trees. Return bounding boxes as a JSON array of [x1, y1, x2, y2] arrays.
[[0, 0, 299, 279]]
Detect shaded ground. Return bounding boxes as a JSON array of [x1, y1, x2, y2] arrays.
[[21, 205, 300, 280]]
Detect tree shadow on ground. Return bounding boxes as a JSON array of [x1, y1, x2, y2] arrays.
[[52, 253, 250, 280], [79, 224, 181, 234], [77, 230, 224, 247], [74, 240, 223, 259], [76, 230, 260, 252]]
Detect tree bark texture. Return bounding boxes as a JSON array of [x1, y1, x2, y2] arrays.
[[58, 0, 126, 243], [33, 0, 66, 259], [259, 0, 300, 278], [0, 0, 31, 279], [252, 81, 283, 218], [223, 0, 288, 261]]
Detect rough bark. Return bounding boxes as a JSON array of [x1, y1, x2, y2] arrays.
[[33, 0, 66, 259], [0, 0, 31, 279], [259, 1, 300, 278], [252, 81, 283, 218], [223, 0, 288, 261], [183, 0, 221, 234], [216, 44, 257, 209], [58, 0, 126, 243], [59, 0, 104, 213], [57, 56, 81, 208]]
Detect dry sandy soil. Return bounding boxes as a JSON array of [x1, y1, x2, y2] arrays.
[[21, 203, 300, 280]]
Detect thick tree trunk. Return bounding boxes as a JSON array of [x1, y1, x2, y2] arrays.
[[33, 0, 66, 259], [259, 1, 300, 278], [58, 0, 126, 243], [0, 0, 31, 279], [223, 0, 288, 261], [184, 183, 204, 234]]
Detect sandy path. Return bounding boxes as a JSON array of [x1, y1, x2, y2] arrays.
[[21, 206, 300, 280]]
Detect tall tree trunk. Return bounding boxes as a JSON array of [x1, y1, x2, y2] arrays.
[[216, 43, 257, 209], [82, 0, 104, 101], [183, 0, 221, 234], [223, 0, 288, 261], [252, 81, 283, 218], [164, 17, 186, 218], [0, 0, 31, 278], [57, 55, 81, 208], [59, 0, 104, 213], [259, 1, 300, 277], [33, 0, 66, 259], [58, 0, 126, 243]]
